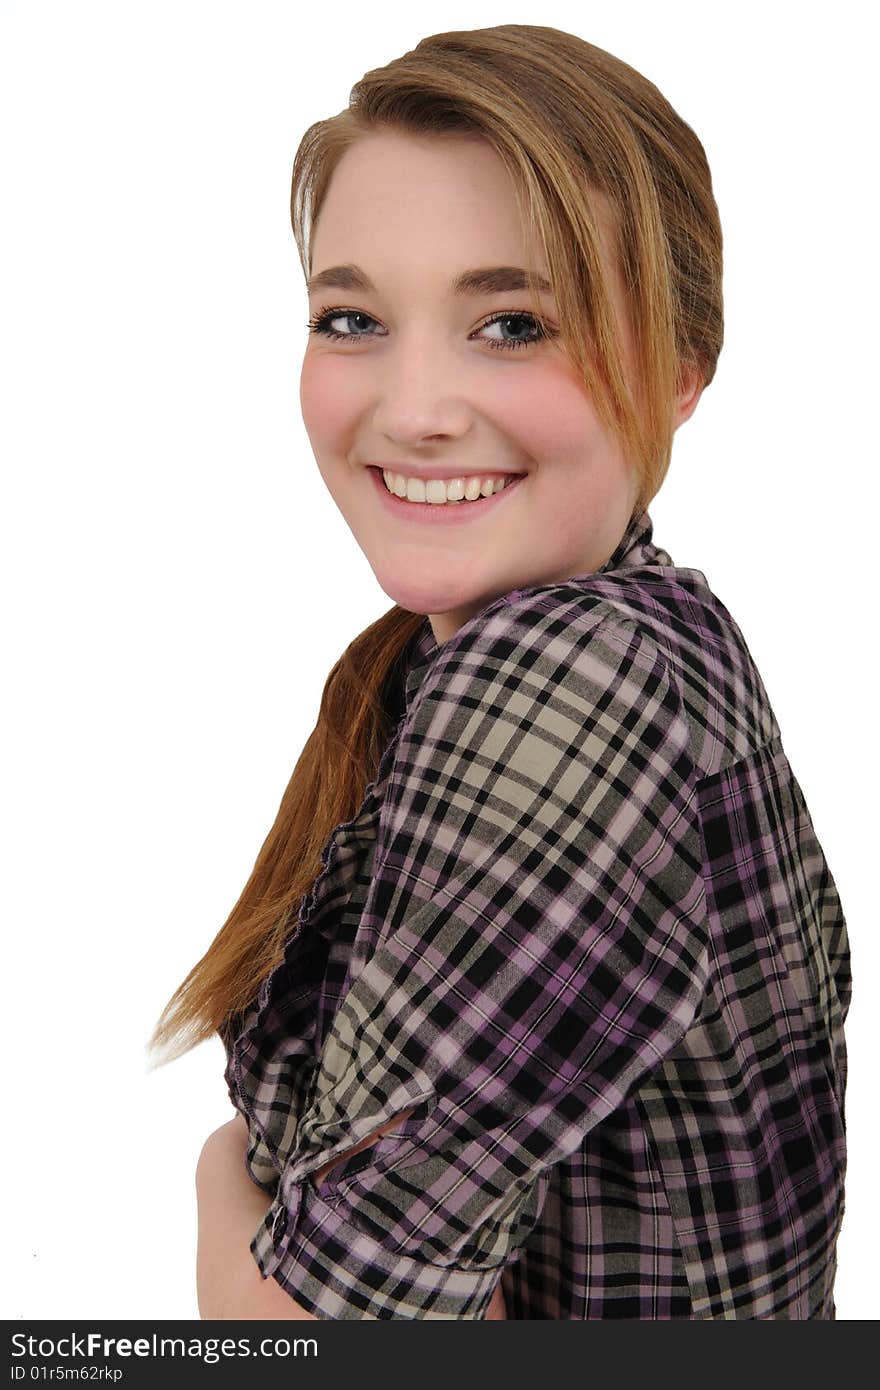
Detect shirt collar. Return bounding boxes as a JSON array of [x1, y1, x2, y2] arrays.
[[598, 505, 670, 573], [402, 506, 666, 709]]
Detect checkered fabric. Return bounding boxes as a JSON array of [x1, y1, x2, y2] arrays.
[[222, 507, 850, 1319]]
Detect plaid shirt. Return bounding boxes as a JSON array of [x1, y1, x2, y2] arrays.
[[222, 507, 850, 1319]]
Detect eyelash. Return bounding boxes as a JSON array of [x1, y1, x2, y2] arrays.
[[305, 306, 554, 352]]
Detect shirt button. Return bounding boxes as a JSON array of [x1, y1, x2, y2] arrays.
[[272, 1180, 303, 1243], [271, 1204, 288, 1242]]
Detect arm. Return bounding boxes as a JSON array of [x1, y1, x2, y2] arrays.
[[196, 1109, 419, 1319], [196, 1116, 316, 1320], [223, 597, 707, 1319], [197, 1112, 508, 1319]]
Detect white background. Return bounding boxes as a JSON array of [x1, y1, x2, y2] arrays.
[[2, 0, 875, 1320]]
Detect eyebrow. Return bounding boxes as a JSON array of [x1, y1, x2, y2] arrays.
[[306, 263, 554, 297]]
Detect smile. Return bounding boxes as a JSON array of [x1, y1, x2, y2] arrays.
[[367, 466, 526, 524], [381, 469, 521, 505]]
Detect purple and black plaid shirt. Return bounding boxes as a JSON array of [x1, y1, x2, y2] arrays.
[[222, 507, 850, 1319]]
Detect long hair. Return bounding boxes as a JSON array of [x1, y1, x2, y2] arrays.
[[146, 24, 723, 1066]]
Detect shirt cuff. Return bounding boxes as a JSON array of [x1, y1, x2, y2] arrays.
[[250, 1167, 505, 1320]]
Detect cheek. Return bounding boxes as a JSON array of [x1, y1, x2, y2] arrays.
[[494, 363, 611, 474], [299, 353, 360, 452], [495, 365, 632, 552]]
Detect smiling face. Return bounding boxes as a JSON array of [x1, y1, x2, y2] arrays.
[[299, 130, 643, 645]]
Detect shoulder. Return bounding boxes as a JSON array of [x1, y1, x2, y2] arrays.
[[404, 583, 693, 762], [415, 582, 670, 692]]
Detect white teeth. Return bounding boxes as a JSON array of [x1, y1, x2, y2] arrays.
[[381, 470, 518, 504]]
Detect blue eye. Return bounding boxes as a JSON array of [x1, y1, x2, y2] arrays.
[[307, 309, 381, 340], [477, 313, 550, 350], [306, 308, 555, 352]]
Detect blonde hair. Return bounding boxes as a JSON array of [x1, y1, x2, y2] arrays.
[[147, 24, 723, 1066]]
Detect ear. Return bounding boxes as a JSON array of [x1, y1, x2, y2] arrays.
[[673, 360, 704, 430]]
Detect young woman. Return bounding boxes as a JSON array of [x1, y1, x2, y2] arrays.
[[148, 24, 851, 1320]]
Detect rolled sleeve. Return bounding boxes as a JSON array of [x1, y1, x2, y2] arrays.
[[251, 593, 710, 1318], [250, 1172, 505, 1319]]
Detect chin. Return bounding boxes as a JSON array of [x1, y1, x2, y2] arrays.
[[373, 571, 482, 620]]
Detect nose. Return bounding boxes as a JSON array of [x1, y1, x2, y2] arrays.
[[370, 331, 474, 447]]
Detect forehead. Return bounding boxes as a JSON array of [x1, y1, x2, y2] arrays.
[[310, 132, 543, 278], [309, 131, 620, 294]]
